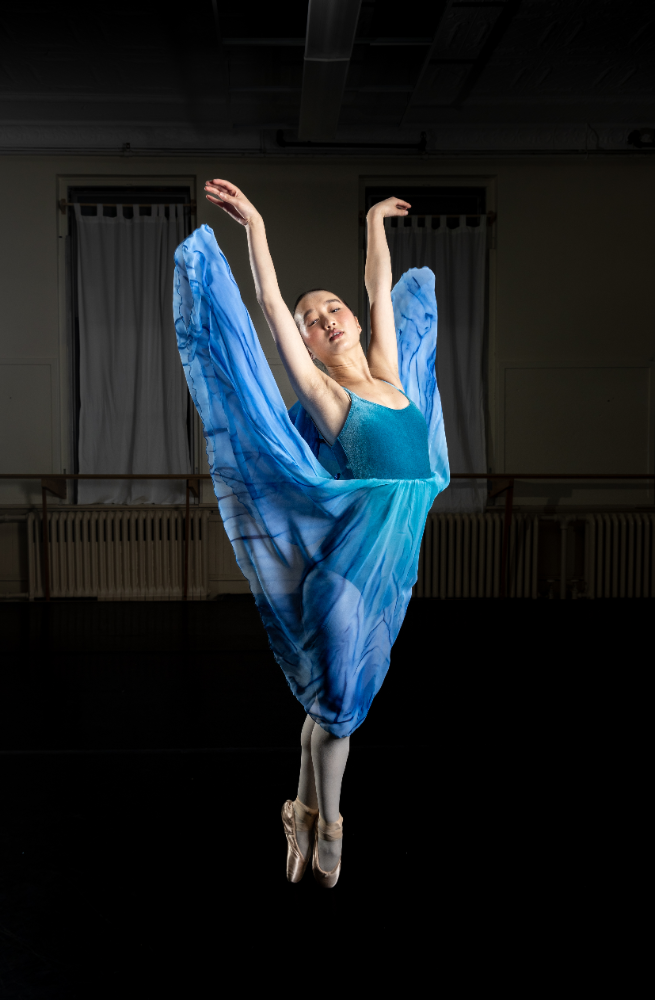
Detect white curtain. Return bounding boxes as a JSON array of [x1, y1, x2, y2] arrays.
[[75, 204, 191, 504], [386, 216, 487, 512]]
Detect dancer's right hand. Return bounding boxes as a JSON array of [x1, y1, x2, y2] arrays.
[[204, 179, 260, 226]]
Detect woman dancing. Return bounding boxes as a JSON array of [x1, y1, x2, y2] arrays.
[[173, 179, 449, 889]]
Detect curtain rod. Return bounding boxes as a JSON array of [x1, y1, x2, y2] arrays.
[[369, 210, 496, 223], [277, 129, 427, 151], [393, 211, 496, 220], [58, 199, 495, 222], [58, 199, 196, 214]]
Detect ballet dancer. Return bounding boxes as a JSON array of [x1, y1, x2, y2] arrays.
[[173, 179, 449, 887]]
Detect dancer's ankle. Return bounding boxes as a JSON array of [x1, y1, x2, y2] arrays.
[[317, 813, 343, 841], [293, 797, 318, 831]]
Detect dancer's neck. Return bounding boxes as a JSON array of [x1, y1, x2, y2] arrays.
[[325, 347, 377, 391]]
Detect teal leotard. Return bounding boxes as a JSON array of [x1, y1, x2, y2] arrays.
[[330, 384, 433, 481]]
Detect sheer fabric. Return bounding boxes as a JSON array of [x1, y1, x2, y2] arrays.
[[174, 225, 448, 737], [386, 215, 487, 512]]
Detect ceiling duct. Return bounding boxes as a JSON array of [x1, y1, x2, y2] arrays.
[[298, 0, 362, 141]]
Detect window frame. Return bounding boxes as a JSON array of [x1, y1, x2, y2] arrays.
[[56, 174, 197, 486]]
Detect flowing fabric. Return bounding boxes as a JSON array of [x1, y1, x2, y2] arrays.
[[385, 215, 487, 513], [174, 225, 449, 737]]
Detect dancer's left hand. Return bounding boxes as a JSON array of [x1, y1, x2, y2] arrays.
[[367, 196, 411, 220]]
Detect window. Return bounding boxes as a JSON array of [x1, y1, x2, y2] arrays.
[[66, 185, 195, 481], [365, 185, 486, 223]]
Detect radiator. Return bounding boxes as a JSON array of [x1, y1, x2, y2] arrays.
[[415, 512, 540, 598], [25, 508, 655, 601], [584, 513, 655, 598], [27, 508, 210, 600]]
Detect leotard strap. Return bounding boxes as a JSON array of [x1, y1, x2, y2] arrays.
[[377, 377, 408, 398]]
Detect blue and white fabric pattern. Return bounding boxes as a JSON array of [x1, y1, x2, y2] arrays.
[[174, 225, 448, 737]]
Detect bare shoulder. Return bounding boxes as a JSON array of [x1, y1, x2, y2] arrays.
[[368, 363, 404, 392]]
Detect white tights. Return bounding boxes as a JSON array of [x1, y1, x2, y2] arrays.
[[295, 714, 350, 870]]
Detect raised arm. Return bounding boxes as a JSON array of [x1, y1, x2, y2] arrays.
[[365, 197, 411, 387], [204, 179, 332, 399]]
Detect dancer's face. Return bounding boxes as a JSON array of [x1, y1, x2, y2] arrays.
[[295, 291, 362, 367]]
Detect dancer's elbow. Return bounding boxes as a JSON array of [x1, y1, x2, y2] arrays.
[[257, 290, 283, 315]]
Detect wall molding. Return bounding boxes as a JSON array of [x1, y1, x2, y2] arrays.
[[0, 122, 651, 156]]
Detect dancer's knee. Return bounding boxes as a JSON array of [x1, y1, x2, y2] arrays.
[[311, 723, 350, 758], [312, 721, 348, 742], [300, 713, 315, 752]]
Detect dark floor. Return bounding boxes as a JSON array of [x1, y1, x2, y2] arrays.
[[0, 598, 648, 995]]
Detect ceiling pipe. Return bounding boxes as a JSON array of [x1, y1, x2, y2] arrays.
[[277, 130, 427, 151], [298, 0, 362, 141]]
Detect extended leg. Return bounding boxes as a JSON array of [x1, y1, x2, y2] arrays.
[[311, 723, 350, 872], [294, 714, 318, 859]]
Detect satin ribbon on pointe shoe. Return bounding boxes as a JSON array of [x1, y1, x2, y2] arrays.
[[312, 814, 343, 889], [281, 798, 318, 883]]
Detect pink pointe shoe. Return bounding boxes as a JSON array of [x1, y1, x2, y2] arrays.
[[312, 814, 343, 889], [281, 798, 318, 883]]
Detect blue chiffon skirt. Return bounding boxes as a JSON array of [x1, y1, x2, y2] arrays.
[[174, 225, 449, 737]]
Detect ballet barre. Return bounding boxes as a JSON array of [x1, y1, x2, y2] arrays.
[[450, 473, 655, 596]]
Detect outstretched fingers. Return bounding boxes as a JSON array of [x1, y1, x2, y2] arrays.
[[204, 180, 234, 210], [205, 182, 231, 202], [203, 179, 258, 227], [207, 179, 238, 198]]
